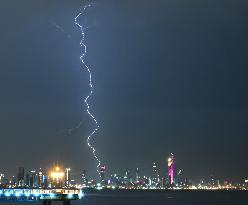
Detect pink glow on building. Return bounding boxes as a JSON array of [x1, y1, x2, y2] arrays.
[[168, 154, 175, 185]]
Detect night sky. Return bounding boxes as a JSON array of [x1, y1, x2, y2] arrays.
[[0, 0, 248, 182]]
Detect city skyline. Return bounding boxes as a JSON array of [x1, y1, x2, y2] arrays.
[[0, 152, 247, 185], [1, 157, 248, 190]]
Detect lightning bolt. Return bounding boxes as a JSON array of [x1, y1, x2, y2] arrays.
[[74, 3, 101, 176]]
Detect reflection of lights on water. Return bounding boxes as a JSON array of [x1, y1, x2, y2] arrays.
[[67, 193, 73, 199], [78, 191, 85, 199]]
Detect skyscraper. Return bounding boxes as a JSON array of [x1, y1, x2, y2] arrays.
[[30, 170, 36, 188], [168, 153, 175, 185], [38, 168, 43, 188], [82, 170, 88, 187], [0, 173, 4, 185], [100, 165, 106, 182], [135, 168, 140, 183], [25, 174, 30, 187], [152, 162, 160, 185], [17, 167, 25, 187], [65, 168, 71, 187], [124, 169, 132, 185]]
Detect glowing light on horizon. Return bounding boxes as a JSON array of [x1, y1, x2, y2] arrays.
[[74, 3, 101, 177]]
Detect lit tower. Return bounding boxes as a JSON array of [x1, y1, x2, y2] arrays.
[[65, 168, 71, 187], [38, 168, 43, 188], [152, 162, 159, 185], [100, 165, 106, 182], [135, 168, 140, 183], [0, 173, 4, 185], [17, 167, 25, 187], [82, 170, 88, 187], [168, 153, 175, 186]]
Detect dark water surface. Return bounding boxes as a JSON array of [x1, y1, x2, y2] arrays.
[[80, 190, 247, 205], [2, 190, 248, 205]]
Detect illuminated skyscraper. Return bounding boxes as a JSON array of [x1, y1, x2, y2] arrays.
[[100, 165, 106, 182], [25, 174, 30, 187], [82, 170, 88, 187], [124, 169, 132, 185], [65, 168, 71, 187], [29, 171, 36, 188], [135, 168, 140, 183], [152, 162, 160, 185], [168, 153, 175, 185], [38, 168, 43, 188], [0, 173, 4, 185], [17, 167, 25, 187]]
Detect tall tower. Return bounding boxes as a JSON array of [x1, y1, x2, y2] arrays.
[[135, 168, 140, 183], [38, 168, 43, 188], [17, 167, 25, 187], [100, 165, 106, 182], [0, 173, 4, 185], [168, 153, 175, 186], [65, 168, 71, 187], [124, 169, 131, 185], [30, 170, 36, 188], [82, 170, 88, 187]]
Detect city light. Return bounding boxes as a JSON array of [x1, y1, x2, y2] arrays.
[[50, 167, 64, 180]]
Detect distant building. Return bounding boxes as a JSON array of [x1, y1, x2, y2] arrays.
[[42, 175, 48, 188], [0, 173, 4, 185], [124, 169, 132, 185], [168, 153, 175, 185], [82, 170, 88, 187], [135, 168, 140, 183], [100, 165, 106, 182], [65, 168, 71, 187], [152, 162, 160, 186], [25, 174, 30, 187], [29, 170, 36, 188], [38, 168, 43, 188], [17, 167, 25, 187]]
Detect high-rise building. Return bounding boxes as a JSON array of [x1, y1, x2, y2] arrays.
[[38, 168, 43, 188], [168, 153, 175, 185], [17, 167, 25, 187], [30, 170, 36, 188], [135, 168, 140, 183], [152, 162, 160, 185], [82, 170, 88, 187], [100, 165, 106, 182], [65, 168, 71, 187], [0, 173, 4, 185], [11, 175, 16, 186], [124, 169, 132, 185], [42, 175, 47, 188], [25, 174, 30, 187]]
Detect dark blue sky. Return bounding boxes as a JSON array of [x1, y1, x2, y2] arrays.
[[0, 0, 247, 182]]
